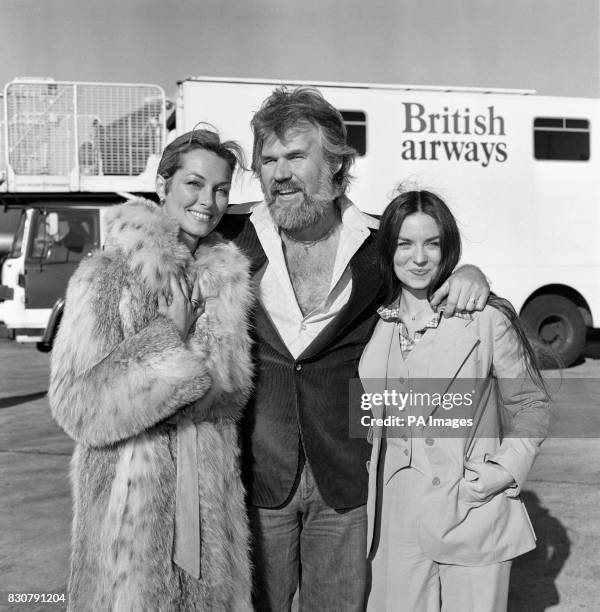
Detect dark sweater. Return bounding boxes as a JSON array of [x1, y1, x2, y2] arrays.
[[219, 213, 383, 509]]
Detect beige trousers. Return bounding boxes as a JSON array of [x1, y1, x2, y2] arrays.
[[367, 467, 512, 612]]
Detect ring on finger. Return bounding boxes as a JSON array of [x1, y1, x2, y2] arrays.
[[191, 298, 201, 310]]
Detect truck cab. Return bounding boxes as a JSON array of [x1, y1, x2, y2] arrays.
[[0, 198, 118, 340]]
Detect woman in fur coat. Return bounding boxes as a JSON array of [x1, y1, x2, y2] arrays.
[[49, 130, 254, 611]]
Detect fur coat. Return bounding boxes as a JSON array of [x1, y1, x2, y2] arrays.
[[49, 199, 254, 611]]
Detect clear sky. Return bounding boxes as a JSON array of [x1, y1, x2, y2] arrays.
[[1, 0, 598, 98]]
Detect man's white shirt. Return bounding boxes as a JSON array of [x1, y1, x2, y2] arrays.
[[249, 197, 378, 359]]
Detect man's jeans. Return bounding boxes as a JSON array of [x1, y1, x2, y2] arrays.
[[249, 462, 369, 612]]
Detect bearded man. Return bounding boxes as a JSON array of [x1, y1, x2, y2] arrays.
[[219, 87, 489, 612]]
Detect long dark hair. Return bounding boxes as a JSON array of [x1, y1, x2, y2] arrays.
[[376, 190, 461, 305], [376, 189, 549, 392]]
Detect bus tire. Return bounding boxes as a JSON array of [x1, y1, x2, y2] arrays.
[[520, 294, 586, 368]]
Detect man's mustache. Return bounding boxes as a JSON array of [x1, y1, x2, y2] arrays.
[[269, 180, 304, 197]]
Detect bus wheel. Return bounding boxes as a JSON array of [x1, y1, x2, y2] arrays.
[[520, 295, 586, 368]]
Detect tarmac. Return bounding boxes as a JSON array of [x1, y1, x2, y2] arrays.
[[1, 336, 599, 611]]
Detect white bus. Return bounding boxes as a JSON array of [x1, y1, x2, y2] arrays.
[[1, 76, 596, 365]]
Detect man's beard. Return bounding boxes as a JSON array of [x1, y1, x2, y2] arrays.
[[263, 177, 338, 232]]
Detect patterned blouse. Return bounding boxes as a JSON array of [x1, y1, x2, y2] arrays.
[[377, 305, 472, 358]]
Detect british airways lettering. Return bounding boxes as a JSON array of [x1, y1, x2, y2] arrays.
[[401, 102, 508, 167]]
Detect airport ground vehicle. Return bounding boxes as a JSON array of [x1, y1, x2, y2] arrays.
[[0, 78, 165, 340], [1, 76, 596, 365]]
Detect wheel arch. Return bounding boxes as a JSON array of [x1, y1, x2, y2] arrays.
[[521, 284, 592, 327], [36, 296, 65, 353]]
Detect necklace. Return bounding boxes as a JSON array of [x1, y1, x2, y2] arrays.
[[281, 223, 338, 247], [399, 305, 432, 321]]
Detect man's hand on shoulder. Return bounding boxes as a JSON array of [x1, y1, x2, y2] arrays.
[[429, 265, 490, 317]]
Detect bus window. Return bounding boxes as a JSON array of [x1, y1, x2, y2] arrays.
[[28, 209, 100, 264], [534, 117, 590, 161], [340, 110, 367, 156]]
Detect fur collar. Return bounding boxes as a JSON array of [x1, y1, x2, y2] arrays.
[[104, 198, 247, 294]]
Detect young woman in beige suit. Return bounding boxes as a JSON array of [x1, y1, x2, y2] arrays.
[[360, 190, 549, 612]]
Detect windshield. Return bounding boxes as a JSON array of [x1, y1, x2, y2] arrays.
[[7, 212, 26, 259], [28, 209, 99, 263]]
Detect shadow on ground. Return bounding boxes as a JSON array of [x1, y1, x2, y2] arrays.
[[0, 391, 47, 410], [508, 490, 571, 611]]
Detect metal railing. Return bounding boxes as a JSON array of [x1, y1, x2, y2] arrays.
[[1, 79, 166, 192]]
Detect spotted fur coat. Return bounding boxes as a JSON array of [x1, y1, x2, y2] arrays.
[[49, 199, 254, 611]]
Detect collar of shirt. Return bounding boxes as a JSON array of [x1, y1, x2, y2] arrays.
[[378, 302, 473, 359], [248, 196, 377, 357], [378, 306, 465, 358], [249, 195, 376, 306], [377, 304, 473, 327]]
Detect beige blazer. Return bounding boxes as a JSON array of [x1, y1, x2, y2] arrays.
[[359, 305, 549, 566]]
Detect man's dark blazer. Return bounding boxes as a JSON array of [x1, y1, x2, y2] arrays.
[[218, 210, 384, 510]]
